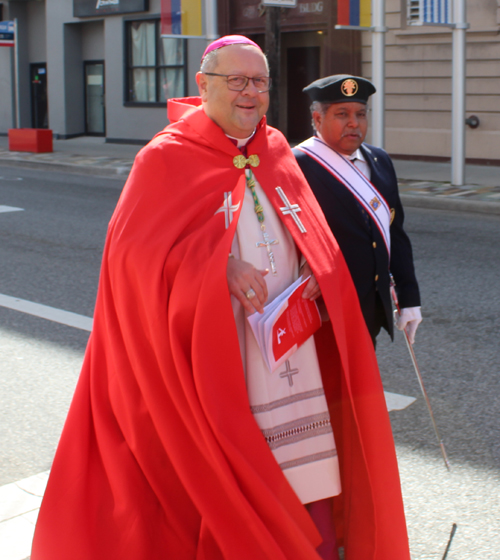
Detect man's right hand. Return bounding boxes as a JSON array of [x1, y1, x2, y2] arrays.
[[227, 257, 269, 314]]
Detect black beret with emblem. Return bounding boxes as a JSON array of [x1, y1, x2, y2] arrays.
[[303, 74, 376, 104]]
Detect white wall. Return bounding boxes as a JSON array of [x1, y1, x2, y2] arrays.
[[82, 20, 104, 61], [46, 0, 77, 136], [63, 22, 85, 135], [27, 0, 46, 64], [0, 48, 13, 132]]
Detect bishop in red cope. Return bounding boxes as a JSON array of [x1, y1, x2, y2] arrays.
[[31, 38, 411, 560]]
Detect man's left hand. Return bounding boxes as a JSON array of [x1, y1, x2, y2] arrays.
[[395, 307, 422, 344], [300, 262, 321, 301]]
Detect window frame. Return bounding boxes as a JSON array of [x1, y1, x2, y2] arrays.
[[124, 17, 187, 107]]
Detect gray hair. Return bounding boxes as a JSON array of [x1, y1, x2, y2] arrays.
[[310, 101, 334, 132], [200, 50, 219, 73]]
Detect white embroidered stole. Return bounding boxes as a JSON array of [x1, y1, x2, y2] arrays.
[[230, 172, 341, 504]]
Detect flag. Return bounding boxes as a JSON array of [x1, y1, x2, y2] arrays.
[[422, 0, 452, 24], [337, 0, 371, 28], [161, 0, 203, 37], [0, 21, 15, 47]]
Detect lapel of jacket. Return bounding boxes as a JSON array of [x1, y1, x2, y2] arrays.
[[311, 152, 371, 230]]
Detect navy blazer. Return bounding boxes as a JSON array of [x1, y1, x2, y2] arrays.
[[293, 141, 421, 340]]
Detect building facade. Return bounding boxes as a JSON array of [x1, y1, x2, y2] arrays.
[[1, 0, 498, 162], [0, 0, 207, 143], [362, 0, 500, 162], [0, 0, 360, 144]]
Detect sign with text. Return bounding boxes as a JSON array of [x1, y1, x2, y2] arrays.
[[262, 0, 298, 7], [73, 0, 148, 18], [0, 21, 14, 47], [230, 0, 328, 31]]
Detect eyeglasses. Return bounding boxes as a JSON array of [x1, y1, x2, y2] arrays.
[[203, 73, 272, 93]]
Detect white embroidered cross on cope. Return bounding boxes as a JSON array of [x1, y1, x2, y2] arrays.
[[276, 187, 307, 233], [215, 192, 240, 229]]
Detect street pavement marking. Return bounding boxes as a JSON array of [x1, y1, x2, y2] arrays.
[[0, 205, 24, 214], [0, 292, 416, 411], [0, 294, 92, 332], [384, 391, 417, 411]]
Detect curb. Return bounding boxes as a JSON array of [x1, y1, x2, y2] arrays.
[[0, 157, 132, 179], [400, 193, 500, 216], [2, 155, 500, 216]]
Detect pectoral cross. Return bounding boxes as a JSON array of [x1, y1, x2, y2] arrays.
[[256, 224, 278, 275]]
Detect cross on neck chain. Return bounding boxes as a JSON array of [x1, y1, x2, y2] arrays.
[[245, 169, 279, 276]]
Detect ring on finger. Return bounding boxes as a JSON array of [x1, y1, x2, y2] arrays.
[[245, 288, 256, 300]]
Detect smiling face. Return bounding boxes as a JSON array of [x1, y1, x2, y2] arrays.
[[196, 44, 269, 138], [313, 102, 368, 156]]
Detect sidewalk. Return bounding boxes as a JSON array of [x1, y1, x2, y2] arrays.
[[0, 472, 48, 560], [0, 135, 141, 178], [1, 135, 500, 215], [393, 159, 500, 216]]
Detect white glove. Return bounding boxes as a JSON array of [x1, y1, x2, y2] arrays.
[[395, 306, 422, 345]]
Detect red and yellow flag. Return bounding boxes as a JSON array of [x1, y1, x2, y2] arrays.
[[161, 0, 202, 37], [337, 0, 371, 27]]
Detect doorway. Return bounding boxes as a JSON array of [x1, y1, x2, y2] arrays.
[[286, 47, 320, 142], [30, 63, 48, 129], [84, 61, 105, 135]]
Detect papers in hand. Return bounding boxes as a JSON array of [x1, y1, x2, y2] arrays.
[[247, 276, 322, 373]]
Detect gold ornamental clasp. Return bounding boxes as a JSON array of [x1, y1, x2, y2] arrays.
[[233, 154, 260, 169]]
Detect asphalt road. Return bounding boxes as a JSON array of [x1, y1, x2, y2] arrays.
[[1, 165, 499, 559], [0, 166, 123, 485], [377, 206, 500, 559]]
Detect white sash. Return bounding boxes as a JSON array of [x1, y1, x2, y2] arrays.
[[296, 136, 391, 255], [232, 173, 341, 505]]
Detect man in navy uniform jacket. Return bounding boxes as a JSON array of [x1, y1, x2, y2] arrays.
[[293, 75, 421, 345]]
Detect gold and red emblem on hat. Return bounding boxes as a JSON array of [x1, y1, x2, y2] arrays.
[[341, 78, 358, 97]]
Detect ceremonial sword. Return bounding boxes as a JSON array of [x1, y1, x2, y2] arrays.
[[441, 523, 458, 559], [390, 275, 451, 471]]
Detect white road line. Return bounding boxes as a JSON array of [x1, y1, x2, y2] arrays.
[[0, 205, 24, 214], [0, 294, 92, 332], [0, 295, 418, 411], [384, 391, 416, 411]]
